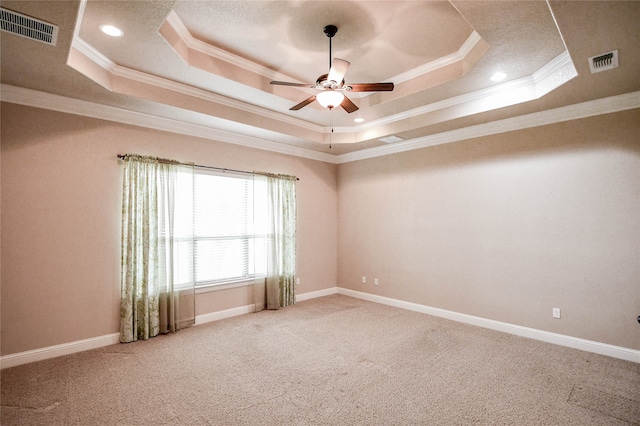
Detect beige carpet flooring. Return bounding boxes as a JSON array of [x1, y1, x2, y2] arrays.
[[1, 294, 639, 425]]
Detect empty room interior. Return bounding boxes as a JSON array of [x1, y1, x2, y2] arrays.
[[1, 0, 639, 424]]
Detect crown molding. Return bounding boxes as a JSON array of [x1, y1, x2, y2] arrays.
[[165, 11, 485, 97], [335, 90, 640, 164], [3, 85, 637, 165], [70, 38, 323, 135], [357, 50, 576, 134], [0, 84, 336, 163], [164, 10, 296, 83], [69, 37, 577, 146], [390, 31, 483, 85]]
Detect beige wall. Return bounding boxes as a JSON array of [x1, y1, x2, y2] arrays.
[[2, 101, 638, 357], [337, 109, 640, 350], [1, 103, 337, 356]]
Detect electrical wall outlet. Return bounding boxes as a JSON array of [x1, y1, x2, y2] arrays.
[[374, 278, 379, 285], [296, 278, 300, 286], [552, 308, 561, 319], [362, 276, 366, 284]]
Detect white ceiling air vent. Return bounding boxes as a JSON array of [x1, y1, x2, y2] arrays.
[[378, 135, 405, 144], [0, 7, 58, 46], [588, 50, 618, 74]]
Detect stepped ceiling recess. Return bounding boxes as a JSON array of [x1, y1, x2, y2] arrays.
[[1, 1, 639, 162]]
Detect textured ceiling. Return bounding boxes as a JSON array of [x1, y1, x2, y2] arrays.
[[1, 1, 639, 159]]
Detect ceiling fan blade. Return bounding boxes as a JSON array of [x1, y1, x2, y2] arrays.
[[270, 81, 314, 88], [340, 96, 359, 114], [327, 58, 350, 84], [290, 95, 317, 111], [348, 82, 395, 92]]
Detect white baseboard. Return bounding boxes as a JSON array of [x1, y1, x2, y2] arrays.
[[6, 287, 633, 368], [296, 287, 339, 302], [0, 333, 121, 370], [195, 304, 254, 325], [337, 288, 640, 363], [0, 287, 338, 369], [195, 287, 340, 324]]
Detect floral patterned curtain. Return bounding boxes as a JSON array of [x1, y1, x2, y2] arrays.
[[254, 173, 297, 311], [120, 155, 195, 343]]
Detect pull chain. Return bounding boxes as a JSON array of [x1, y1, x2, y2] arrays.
[[329, 107, 334, 149]]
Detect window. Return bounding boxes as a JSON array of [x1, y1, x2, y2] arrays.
[[174, 169, 268, 288]]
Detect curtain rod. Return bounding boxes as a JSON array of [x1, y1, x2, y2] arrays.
[[116, 154, 298, 181]]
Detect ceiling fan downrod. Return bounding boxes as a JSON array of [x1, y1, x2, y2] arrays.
[[324, 25, 338, 71]]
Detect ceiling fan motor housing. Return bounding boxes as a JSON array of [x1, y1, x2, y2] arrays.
[[316, 73, 344, 90]]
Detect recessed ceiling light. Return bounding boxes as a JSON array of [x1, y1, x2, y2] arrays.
[[354, 117, 365, 123], [100, 24, 123, 37], [490, 72, 507, 82]]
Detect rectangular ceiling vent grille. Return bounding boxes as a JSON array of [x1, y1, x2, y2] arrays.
[[378, 135, 405, 144], [0, 7, 58, 46], [588, 50, 618, 74]]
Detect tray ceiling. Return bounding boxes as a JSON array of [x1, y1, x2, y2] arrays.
[[1, 1, 639, 160]]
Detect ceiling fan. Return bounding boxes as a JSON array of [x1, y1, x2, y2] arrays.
[[270, 25, 394, 113]]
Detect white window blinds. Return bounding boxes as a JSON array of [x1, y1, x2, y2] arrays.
[[190, 170, 268, 286]]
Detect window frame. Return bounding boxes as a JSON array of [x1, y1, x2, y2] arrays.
[[186, 168, 268, 291]]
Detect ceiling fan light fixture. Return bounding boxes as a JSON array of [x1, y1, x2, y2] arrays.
[[316, 90, 344, 109]]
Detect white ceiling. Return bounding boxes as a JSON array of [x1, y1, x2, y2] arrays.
[[1, 1, 639, 161]]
